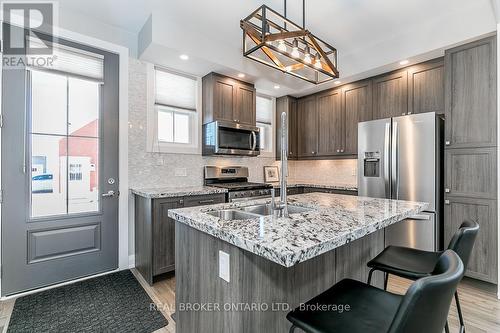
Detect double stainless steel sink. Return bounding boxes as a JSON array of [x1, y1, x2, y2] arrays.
[[207, 203, 311, 221]]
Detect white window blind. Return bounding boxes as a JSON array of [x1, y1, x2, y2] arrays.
[[28, 37, 104, 80], [256, 95, 273, 124], [155, 68, 197, 111]]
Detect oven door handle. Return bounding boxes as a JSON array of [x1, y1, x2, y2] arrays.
[[251, 131, 257, 150]]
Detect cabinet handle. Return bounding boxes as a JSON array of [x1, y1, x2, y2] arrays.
[[445, 188, 450, 193], [336, 149, 340, 153], [198, 199, 215, 204], [290, 151, 293, 155], [402, 113, 406, 116], [408, 112, 412, 115], [340, 149, 344, 153], [445, 141, 450, 146], [445, 200, 450, 205]]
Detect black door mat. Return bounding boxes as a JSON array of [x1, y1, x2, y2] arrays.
[[7, 270, 168, 333]]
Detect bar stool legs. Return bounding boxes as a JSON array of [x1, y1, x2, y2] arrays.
[[289, 324, 297, 333], [455, 291, 465, 333], [445, 321, 450, 333], [366, 268, 388, 291]]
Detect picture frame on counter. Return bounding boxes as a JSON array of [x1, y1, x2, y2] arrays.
[[264, 166, 279, 182]]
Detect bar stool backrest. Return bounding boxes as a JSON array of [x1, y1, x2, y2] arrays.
[[447, 220, 480, 271], [387, 250, 464, 333]]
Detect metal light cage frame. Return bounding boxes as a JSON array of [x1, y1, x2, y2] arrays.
[[240, 5, 339, 85]]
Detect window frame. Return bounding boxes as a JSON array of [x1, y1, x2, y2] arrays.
[[255, 93, 276, 158], [146, 64, 201, 154]]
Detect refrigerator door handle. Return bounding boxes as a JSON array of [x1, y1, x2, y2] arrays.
[[383, 122, 391, 199], [409, 214, 431, 220], [391, 121, 399, 199]]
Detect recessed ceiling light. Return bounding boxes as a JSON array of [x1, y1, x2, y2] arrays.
[[274, 85, 280, 89], [334, 81, 341, 85], [238, 73, 245, 78], [399, 60, 409, 65], [179, 54, 189, 60]]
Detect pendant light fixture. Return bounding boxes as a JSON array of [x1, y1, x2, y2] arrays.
[[240, 0, 339, 84]]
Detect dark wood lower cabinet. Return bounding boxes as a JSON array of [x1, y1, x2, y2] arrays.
[[444, 196, 498, 284], [135, 193, 226, 285], [153, 198, 182, 276]]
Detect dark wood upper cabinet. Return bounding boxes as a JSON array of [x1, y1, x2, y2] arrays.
[[372, 70, 408, 119], [317, 88, 343, 156], [445, 147, 497, 199], [276, 96, 298, 160], [445, 36, 497, 148], [235, 84, 256, 125], [407, 59, 444, 115], [342, 80, 373, 155], [202, 72, 256, 125], [296, 96, 318, 157]]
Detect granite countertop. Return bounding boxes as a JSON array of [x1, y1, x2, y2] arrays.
[[168, 193, 428, 267], [268, 182, 358, 191], [131, 186, 227, 199]]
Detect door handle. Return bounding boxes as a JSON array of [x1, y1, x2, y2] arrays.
[[383, 122, 391, 199], [251, 131, 257, 150], [391, 121, 399, 199], [102, 190, 116, 198], [198, 199, 215, 204], [409, 214, 431, 220]]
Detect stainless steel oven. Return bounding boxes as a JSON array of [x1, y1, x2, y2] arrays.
[[202, 121, 260, 156]]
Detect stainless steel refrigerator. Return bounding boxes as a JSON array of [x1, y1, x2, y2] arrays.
[[358, 112, 444, 251]]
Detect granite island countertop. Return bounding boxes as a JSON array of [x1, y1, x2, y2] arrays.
[[130, 185, 227, 199], [168, 193, 427, 267]]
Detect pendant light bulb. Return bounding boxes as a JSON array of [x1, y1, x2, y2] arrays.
[[291, 39, 300, 58], [265, 23, 272, 45], [278, 40, 287, 52], [314, 54, 322, 69], [304, 46, 312, 64]]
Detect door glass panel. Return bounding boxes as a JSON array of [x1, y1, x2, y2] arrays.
[[31, 135, 67, 217], [67, 137, 99, 214], [68, 77, 100, 137], [31, 70, 67, 135], [30, 70, 101, 218]]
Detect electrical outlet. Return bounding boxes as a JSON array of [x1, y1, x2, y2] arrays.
[[174, 168, 187, 177], [351, 167, 357, 176], [219, 250, 230, 282]]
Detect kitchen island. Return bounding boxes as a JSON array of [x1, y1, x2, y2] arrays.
[[169, 193, 427, 332]]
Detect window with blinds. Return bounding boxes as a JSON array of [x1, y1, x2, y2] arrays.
[[256, 95, 274, 154], [154, 68, 198, 146], [28, 38, 104, 80]]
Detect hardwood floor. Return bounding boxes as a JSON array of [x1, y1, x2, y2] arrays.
[[0, 269, 498, 332]]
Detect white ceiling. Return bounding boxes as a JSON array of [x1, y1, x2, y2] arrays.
[[59, 0, 497, 97]]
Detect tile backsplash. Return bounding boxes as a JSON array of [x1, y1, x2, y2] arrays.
[[128, 58, 278, 189], [288, 159, 357, 185], [128, 58, 358, 189]]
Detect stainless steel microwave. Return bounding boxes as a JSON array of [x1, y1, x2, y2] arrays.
[[202, 121, 260, 156]]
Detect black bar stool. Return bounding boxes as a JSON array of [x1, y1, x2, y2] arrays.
[[287, 250, 464, 333], [366, 220, 479, 333]]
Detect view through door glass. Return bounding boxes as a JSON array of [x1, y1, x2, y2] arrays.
[[30, 70, 101, 218]]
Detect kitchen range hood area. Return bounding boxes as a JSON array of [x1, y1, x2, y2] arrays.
[[0, 1, 499, 333]]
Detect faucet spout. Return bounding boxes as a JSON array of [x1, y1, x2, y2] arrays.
[[279, 111, 289, 217]]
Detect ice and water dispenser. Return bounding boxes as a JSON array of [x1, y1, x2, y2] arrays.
[[363, 151, 381, 178]]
